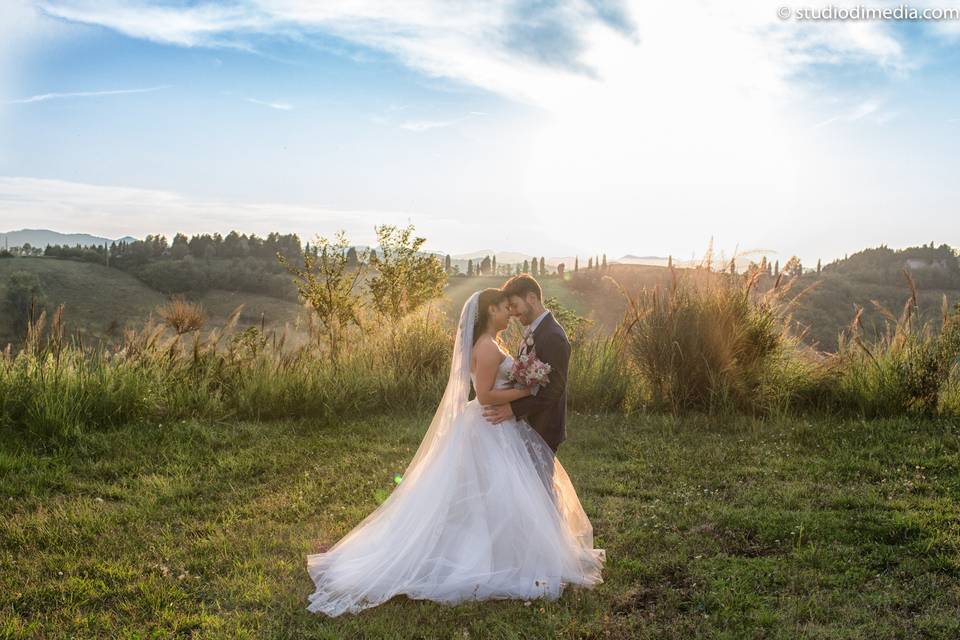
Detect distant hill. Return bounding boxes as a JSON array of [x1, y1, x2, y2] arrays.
[[785, 243, 960, 350], [615, 255, 671, 266], [0, 257, 309, 350], [0, 228, 138, 249], [452, 250, 536, 264]]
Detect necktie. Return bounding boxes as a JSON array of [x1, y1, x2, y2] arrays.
[[520, 326, 532, 356]]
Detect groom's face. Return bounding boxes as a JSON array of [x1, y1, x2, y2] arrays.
[[507, 294, 536, 325]]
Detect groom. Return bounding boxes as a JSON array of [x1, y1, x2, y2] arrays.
[[482, 274, 570, 454]]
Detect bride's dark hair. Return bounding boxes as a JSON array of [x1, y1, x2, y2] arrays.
[[473, 288, 507, 345]]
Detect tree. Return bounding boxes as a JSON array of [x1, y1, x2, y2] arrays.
[[783, 256, 802, 277], [467, 259, 474, 277], [539, 257, 545, 275], [816, 258, 822, 274], [346, 246, 359, 268], [368, 224, 447, 323], [601, 254, 607, 270], [444, 254, 452, 274], [523, 259, 529, 273], [278, 231, 365, 364], [480, 255, 492, 276], [171, 233, 189, 259], [531, 257, 539, 276], [774, 259, 780, 277], [492, 255, 497, 275], [574, 256, 579, 272], [515, 264, 521, 275], [588, 257, 593, 270], [667, 255, 673, 269]]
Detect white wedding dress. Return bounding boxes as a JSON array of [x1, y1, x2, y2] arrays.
[[306, 292, 605, 616]]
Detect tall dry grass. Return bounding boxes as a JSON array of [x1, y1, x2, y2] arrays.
[[0, 301, 452, 444], [608, 265, 819, 415], [829, 273, 960, 418], [4, 271, 959, 446]]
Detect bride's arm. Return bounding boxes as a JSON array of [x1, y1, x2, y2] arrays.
[[473, 340, 531, 406]]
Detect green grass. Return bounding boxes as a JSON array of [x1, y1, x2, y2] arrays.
[[3, 413, 958, 638]]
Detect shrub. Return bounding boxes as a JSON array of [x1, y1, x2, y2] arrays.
[[156, 296, 206, 334], [613, 268, 800, 415]]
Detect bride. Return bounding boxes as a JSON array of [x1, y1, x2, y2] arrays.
[[306, 288, 605, 616]]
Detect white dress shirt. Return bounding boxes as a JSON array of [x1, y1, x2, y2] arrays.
[[525, 309, 550, 335], [520, 309, 550, 357]]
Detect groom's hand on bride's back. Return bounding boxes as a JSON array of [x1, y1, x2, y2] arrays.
[[482, 403, 513, 425]]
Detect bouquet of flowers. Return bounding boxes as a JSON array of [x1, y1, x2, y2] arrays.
[[507, 352, 552, 391]]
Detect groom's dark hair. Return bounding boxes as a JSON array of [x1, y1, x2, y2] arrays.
[[502, 274, 542, 302]]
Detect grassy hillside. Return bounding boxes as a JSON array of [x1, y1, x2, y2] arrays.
[[3, 254, 959, 354], [0, 258, 313, 350], [787, 272, 959, 352], [194, 290, 312, 342], [3, 413, 958, 638], [0, 257, 167, 347]]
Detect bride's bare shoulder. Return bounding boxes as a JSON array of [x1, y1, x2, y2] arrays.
[[473, 336, 504, 363]]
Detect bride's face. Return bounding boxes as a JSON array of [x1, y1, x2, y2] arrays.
[[488, 299, 511, 332]]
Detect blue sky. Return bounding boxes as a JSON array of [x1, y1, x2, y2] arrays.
[[1, 1, 958, 264]]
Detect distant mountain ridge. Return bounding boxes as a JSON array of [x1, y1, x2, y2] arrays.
[[451, 250, 536, 264], [1, 228, 138, 249]]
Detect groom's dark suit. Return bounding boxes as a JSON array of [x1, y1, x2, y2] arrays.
[[510, 312, 570, 453]]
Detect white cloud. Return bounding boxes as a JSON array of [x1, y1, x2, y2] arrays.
[[400, 119, 460, 132], [812, 97, 886, 128], [34, 1, 913, 109], [244, 97, 293, 110], [3, 85, 172, 104]]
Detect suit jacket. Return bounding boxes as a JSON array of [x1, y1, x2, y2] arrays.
[[510, 312, 570, 452]]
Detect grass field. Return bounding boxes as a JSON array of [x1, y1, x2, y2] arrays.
[[3, 413, 958, 638]]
